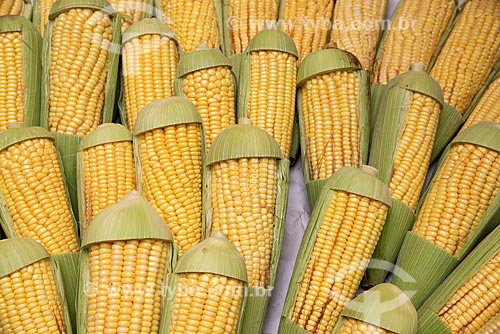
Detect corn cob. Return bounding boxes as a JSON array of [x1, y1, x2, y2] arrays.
[[36, 0, 57, 34], [222, 0, 279, 55], [107, 0, 153, 31], [176, 44, 235, 151], [134, 97, 203, 254], [163, 232, 247, 334], [238, 30, 298, 158], [280, 0, 334, 64], [393, 122, 500, 308], [0, 0, 25, 16], [330, 0, 387, 72], [337, 319, 394, 334], [478, 314, 500, 334], [121, 18, 179, 131], [297, 48, 369, 205], [280, 167, 391, 334], [0, 125, 79, 255], [78, 191, 174, 334], [77, 123, 136, 233], [157, 0, 221, 52], [0, 238, 72, 334], [0, 16, 41, 131], [461, 75, 500, 132]]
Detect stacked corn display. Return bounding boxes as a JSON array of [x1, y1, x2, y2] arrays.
[[76, 123, 136, 233], [331, 284, 417, 334], [279, 166, 391, 334], [429, 0, 500, 160], [121, 18, 179, 131], [41, 0, 120, 217], [204, 118, 288, 334], [329, 0, 388, 73], [393, 122, 500, 308], [160, 231, 247, 333], [156, 0, 222, 52], [279, 0, 334, 64], [175, 44, 236, 151], [418, 223, 500, 334], [296, 47, 370, 206], [0, 16, 41, 131], [134, 97, 204, 254], [0, 238, 73, 333], [366, 63, 444, 286], [77, 191, 174, 334]]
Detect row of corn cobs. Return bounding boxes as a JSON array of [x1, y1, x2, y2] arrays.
[[0, 0, 499, 333]]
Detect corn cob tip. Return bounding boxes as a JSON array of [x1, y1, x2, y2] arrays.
[[322, 41, 338, 50], [410, 62, 426, 72], [361, 165, 379, 177], [238, 117, 253, 125]]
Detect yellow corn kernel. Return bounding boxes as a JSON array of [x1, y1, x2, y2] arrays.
[[291, 191, 389, 334], [183, 66, 236, 150], [246, 50, 297, 157], [413, 144, 500, 256], [461, 77, 500, 131], [389, 93, 441, 210], [338, 318, 395, 334], [0, 31, 24, 131], [170, 273, 244, 333], [107, 0, 149, 31], [138, 124, 202, 254], [122, 34, 178, 131], [429, 0, 500, 115], [0, 0, 24, 16], [48, 8, 113, 136], [438, 251, 500, 334], [39, 0, 57, 35], [210, 157, 278, 288], [478, 314, 500, 334], [160, 0, 220, 52], [0, 138, 79, 254], [86, 239, 168, 334], [82, 141, 136, 230], [302, 71, 362, 180], [281, 0, 334, 64], [0, 259, 67, 333], [330, 0, 387, 72], [227, 0, 278, 54], [372, 0, 455, 85]]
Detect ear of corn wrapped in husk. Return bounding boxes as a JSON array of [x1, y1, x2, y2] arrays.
[[296, 48, 370, 207], [134, 97, 205, 254], [155, 0, 224, 52], [279, 166, 392, 334], [77, 191, 176, 334], [120, 18, 179, 131], [0, 0, 32, 19], [160, 231, 247, 333], [429, 0, 500, 161], [0, 237, 73, 334], [365, 63, 444, 286], [220, 0, 279, 56], [174, 44, 236, 151], [204, 118, 288, 334], [329, 0, 388, 73], [417, 223, 500, 334], [0, 124, 79, 254], [76, 123, 136, 234], [41, 0, 121, 217], [370, 0, 457, 116], [393, 122, 500, 308], [331, 283, 417, 334], [0, 16, 41, 131], [237, 30, 298, 159]]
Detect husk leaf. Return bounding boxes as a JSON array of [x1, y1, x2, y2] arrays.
[[48, 0, 114, 19], [79, 123, 132, 150], [430, 103, 462, 161], [121, 17, 175, 43], [417, 307, 451, 334], [0, 237, 49, 278], [177, 43, 231, 78], [52, 252, 79, 333], [245, 29, 298, 57]]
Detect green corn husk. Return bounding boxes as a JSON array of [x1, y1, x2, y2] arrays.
[[393, 122, 500, 308], [76, 123, 134, 234], [160, 231, 248, 333], [0, 16, 41, 130], [0, 238, 74, 334], [119, 17, 179, 131], [296, 48, 370, 207], [237, 29, 298, 159], [204, 118, 288, 334], [52, 252, 79, 333], [77, 191, 176, 334], [417, 224, 500, 334], [279, 166, 392, 334], [0, 125, 79, 252], [331, 284, 417, 334], [174, 43, 236, 150], [365, 63, 444, 286]]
